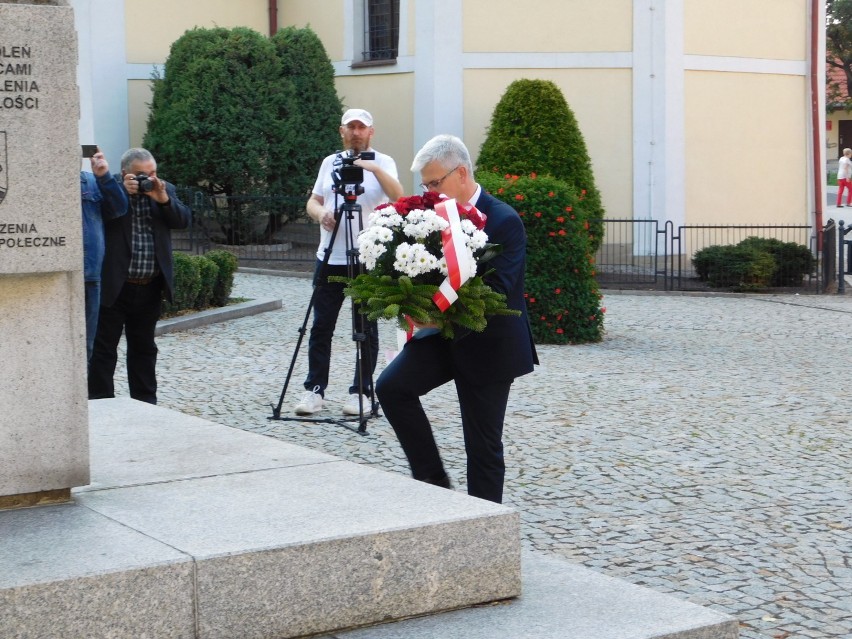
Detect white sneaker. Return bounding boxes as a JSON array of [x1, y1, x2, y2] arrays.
[[294, 389, 323, 415], [342, 393, 371, 416]]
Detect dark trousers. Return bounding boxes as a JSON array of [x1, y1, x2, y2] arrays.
[[305, 261, 379, 396], [375, 333, 513, 503], [88, 280, 162, 404]]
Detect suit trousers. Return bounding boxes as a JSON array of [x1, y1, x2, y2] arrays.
[[375, 333, 513, 503], [88, 279, 162, 404]]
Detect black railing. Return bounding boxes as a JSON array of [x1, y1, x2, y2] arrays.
[[839, 219, 852, 294], [174, 202, 822, 293], [670, 224, 816, 292]]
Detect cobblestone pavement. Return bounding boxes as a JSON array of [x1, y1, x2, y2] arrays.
[[115, 273, 852, 639]]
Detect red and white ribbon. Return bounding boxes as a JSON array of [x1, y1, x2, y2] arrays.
[[433, 198, 474, 312]]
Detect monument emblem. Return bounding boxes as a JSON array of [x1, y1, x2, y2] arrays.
[[0, 132, 7, 206]]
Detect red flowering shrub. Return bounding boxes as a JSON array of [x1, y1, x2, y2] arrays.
[[478, 172, 604, 344]]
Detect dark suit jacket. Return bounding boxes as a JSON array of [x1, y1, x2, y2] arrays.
[[449, 189, 538, 384], [100, 179, 191, 307]]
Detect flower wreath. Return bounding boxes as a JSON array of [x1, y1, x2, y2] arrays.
[[333, 192, 519, 339]]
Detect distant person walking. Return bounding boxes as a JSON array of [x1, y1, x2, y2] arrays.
[[837, 147, 852, 207]]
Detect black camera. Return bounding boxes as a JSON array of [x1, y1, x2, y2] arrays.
[[135, 173, 155, 193], [335, 150, 375, 187]]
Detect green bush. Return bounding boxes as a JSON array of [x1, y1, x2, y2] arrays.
[[164, 252, 202, 315], [205, 249, 239, 306], [693, 237, 814, 290], [693, 245, 776, 290], [475, 78, 604, 251], [270, 26, 342, 198], [144, 27, 291, 199], [736, 236, 815, 286], [194, 256, 220, 309], [479, 172, 604, 344]]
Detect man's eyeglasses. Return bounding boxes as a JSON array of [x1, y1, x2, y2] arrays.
[[420, 165, 460, 192]]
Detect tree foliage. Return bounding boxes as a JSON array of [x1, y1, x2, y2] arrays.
[[144, 25, 341, 199], [144, 27, 291, 197], [270, 26, 342, 197], [475, 78, 605, 240], [827, 0, 852, 111]]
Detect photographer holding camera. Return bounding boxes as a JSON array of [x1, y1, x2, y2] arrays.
[[295, 108, 403, 416], [88, 148, 191, 404]]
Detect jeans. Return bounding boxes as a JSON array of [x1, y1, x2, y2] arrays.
[[304, 260, 379, 397], [84, 280, 101, 362]]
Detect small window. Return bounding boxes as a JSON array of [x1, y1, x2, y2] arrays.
[[362, 0, 399, 62]]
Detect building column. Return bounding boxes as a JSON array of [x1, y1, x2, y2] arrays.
[[413, 0, 464, 155], [633, 0, 685, 228], [71, 0, 128, 168]]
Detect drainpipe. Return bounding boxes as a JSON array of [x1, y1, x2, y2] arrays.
[[811, 0, 824, 249], [269, 0, 278, 37]]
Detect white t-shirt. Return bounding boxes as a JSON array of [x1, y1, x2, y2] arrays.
[[312, 150, 399, 265], [838, 156, 852, 181]]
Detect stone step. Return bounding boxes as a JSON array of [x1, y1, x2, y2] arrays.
[[0, 399, 520, 639], [329, 550, 739, 639], [1, 399, 738, 639]]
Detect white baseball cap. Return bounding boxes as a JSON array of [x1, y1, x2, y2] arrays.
[[341, 108, 373, 127]]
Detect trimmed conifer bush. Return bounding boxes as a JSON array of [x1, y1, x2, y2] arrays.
[[478, 172, 604, 344], [206, 249, 239, 306], [270, 26, 342, 198], [692, 237, 815, 290], [475, 78, 604, 251], [164, 252, 202, 315], [194, 257, 220, 310]]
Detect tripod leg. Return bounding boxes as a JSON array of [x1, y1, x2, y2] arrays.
[[271, 217, 344, 418]]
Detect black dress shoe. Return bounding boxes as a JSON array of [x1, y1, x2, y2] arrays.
[[421, 472, 453, 489]]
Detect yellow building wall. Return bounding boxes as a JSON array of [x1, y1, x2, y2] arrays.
[[335, 73, 417, 192], [463, 68, 632, 219], [125, 0, 269, 63], [463, 0, 632, 52], [278, 0, 344, 61], [684, 0, 807, 60], [685, 71, 807, 226]]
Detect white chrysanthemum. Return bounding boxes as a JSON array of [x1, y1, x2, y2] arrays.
[[465, 228, 488, 250], [357, 226, 395, 270], [392, 242, 441, 277], [402, 209, 448, 240], [392, 242, 414, 274], [370, 208, 404, 229]]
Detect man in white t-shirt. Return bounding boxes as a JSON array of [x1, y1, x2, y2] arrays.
[[295, 108, 403, 416]]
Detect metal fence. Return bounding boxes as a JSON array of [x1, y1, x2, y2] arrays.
[[173, 193, 822, 292]]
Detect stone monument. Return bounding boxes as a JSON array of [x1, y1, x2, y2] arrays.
[[0, 0, 89, 508]]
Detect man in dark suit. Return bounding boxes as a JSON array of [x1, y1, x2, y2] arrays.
[[88, 148, 191, 404], [375, 134, 537, 503]]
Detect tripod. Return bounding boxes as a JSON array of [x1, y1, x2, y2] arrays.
[[269, 170, 379, 435]]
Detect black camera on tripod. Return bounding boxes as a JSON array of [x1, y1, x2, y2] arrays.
[[334, 150, 375, 188]]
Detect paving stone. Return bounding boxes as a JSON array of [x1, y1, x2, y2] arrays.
[[114, 273, 852, 639]]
